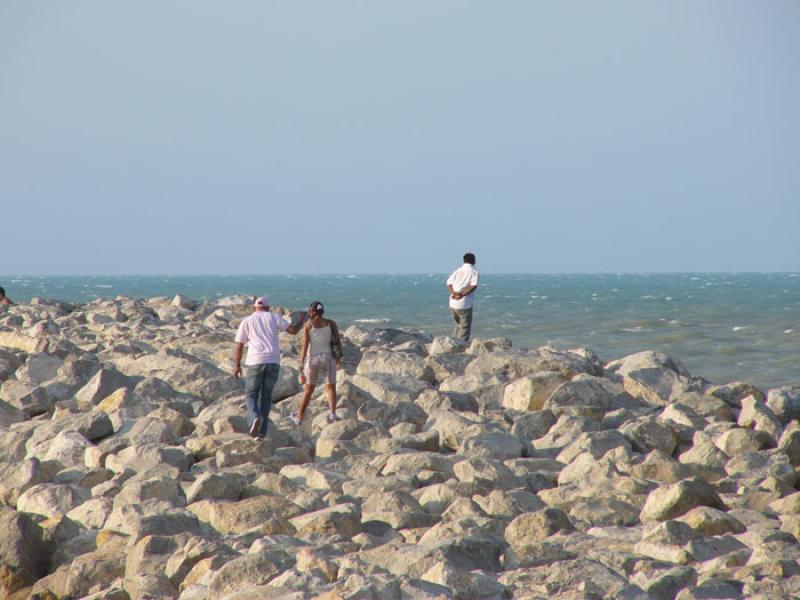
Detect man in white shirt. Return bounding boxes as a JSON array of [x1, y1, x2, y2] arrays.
[[233, 296, 307, 438], [446, 253, 480, 342]]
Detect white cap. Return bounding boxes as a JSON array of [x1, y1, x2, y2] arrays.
[[254, 296, 269, 308]]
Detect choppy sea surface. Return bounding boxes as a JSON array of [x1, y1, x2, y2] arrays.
[[2, 273, 798, 390]]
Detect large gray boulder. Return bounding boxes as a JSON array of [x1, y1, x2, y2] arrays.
[[357, 348, 436, 384], [605, 351, 700, 406], [0, 506, 48, 593], [640, 479, 727, 522]]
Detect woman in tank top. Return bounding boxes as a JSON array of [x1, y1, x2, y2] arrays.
[[292, 300, 342, 425]]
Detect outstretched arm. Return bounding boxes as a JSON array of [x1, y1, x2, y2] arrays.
[[286, 311, 309, 335]]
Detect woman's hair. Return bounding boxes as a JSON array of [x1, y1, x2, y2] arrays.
[[309, 301, 325, 315]]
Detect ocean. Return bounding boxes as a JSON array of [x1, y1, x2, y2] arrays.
[[2, 273, 798, 390]]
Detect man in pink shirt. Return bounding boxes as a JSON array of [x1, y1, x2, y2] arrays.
[[233, 296, 307, 438]]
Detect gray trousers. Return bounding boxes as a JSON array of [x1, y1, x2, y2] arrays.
[[450, 308, 473, 342]]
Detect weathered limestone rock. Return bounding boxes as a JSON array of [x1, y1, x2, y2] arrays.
[[290, 503, 362, 537], [473, 489, 545, 521], [363, 491, 437, 530], [766, 385, 800, 423], [676, 506, 745, 535], [357, 348, 436, 384], [16, 483, 85, 519], [621, 418, 678, 455], [738, 395, 783, 441], [605, 350, 698, 406], [0, 506, 48, 593], [453, 458, 522, 490], [715, 427, 772, 455], [75, 367, 134, 407], [457, 426, 525, 460], [502, 372, 567, 411], [640, 479, 726, 522], [208, 551, 293, 598], [505, 508, 575, 547], [350, 372, 431, 404], [544, 374, 641, 412]]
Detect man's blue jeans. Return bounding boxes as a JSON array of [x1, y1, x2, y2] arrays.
[[244, 363, 280, 437]]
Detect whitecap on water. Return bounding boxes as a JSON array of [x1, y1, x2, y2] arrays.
[[353, 318, 390, 324], [732, 326, 748, 332]]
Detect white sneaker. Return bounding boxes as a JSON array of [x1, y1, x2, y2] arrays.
[[249, 417, 262, 438], [290, 412, 302, 426]]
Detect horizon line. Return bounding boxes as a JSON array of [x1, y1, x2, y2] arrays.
[[2, 271, 799, 278]]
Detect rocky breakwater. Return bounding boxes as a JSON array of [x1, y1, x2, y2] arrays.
[[0, 295, 799, 599]]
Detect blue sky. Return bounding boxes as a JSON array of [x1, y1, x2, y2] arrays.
[[1, 1, 798, 274]]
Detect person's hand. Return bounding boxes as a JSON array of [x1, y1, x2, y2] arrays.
[[336, 360, 342, 370], [233, 365, 242, 378]]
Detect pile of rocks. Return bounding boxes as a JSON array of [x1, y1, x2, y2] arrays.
[[1, 295, 799, 599]]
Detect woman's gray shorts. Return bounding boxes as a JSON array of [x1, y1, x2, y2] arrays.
[[304, 352, 336, 385]]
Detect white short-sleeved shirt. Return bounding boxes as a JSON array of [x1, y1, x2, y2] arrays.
[[447, 263, 480, 310], [235, 311, 290, 365]]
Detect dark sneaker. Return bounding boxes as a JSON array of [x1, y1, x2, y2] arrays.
[[290, 412, 302, 426], [327, 413, 341, 424], [249, 417, 262, 438]]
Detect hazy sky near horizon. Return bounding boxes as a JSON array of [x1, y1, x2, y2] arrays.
[[1, 2, 798, 275]]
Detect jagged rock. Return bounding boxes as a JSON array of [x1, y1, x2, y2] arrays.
[[416, 388, 479, 414], [350, 372, 431, 404], [207, 550, 293, 598], [290, 503, 362, 537], [457, 426, 524, 460], [676, 506, 745, 535], [453, 457, 522, 490], [16, 483, 85, 519], [640, 479, 726, 522], [738, 395, 783, 441], [544, 374, 642, 413], [621, 418, 678, 455], [0, 506, 48, 594], [357, 348, 436, 384], [502, 372, 568, 411], [715, 427, 772, 455], [606, 350, 698, 406], [505, 508, 575, 547], [75, 367, 134, 407], [362, 490, 437, 530], [766, 385, 800, 423]]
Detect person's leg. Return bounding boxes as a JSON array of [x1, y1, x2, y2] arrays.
[[451, 308, 471, 341], [462, 308, 473, 342], [257, 363, 280, 437], [450, 308, 462, 339], [297, 383, 315, 421], [244, 364, 265, 436], [325, 355, 338, 420], [326, 384, 337, 416]]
